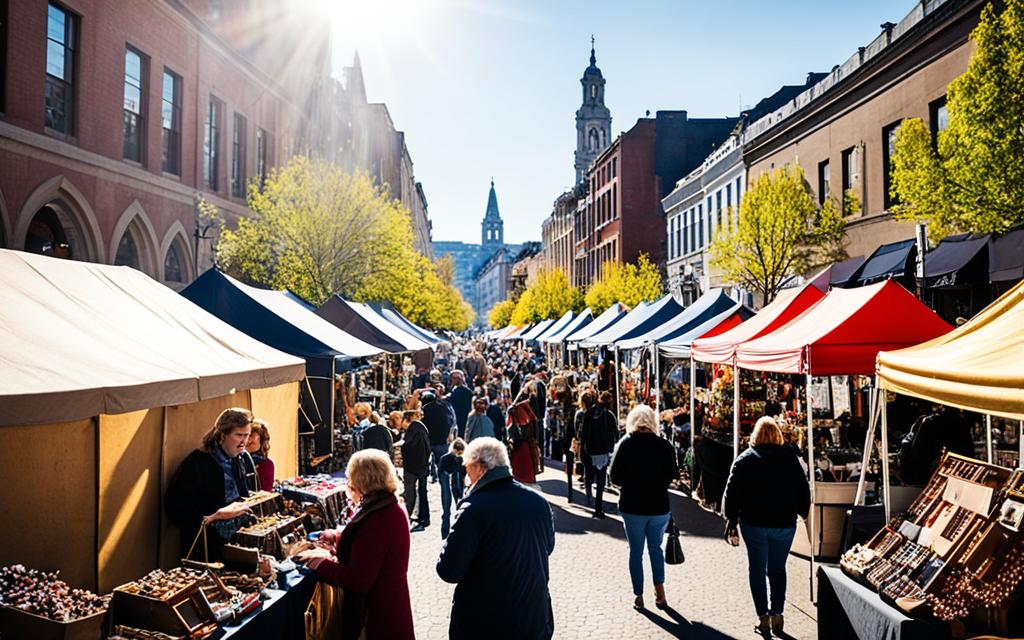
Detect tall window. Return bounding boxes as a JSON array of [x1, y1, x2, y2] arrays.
[[123, 47, 145, 162], [204, 96, 221, 190], [818, 160, 830, 205], [1, 0, 8, 112], [675, 216, 681, 259], [45, 3, 76, 135], [929, 96, 948, 142], [841, 146, 856, 213], [612, 157, 617, 178], [255, 127, 268, 187], [716, 191, 723, 230], [698, 205, 704, 248], [231, 113, 247, 198], [161, 70, 181, 174], [883, 121, 902, 209]]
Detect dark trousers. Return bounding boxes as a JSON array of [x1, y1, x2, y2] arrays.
[[430, 444, 447, 482], [741, 524, 796, 616], [403, 472, 429, 524], [585, 464, 608, 513], [564, 450, 575, 500], [439, 470, 464, 539]]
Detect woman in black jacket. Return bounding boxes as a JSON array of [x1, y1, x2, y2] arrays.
[[579, 390, 618, 517], [723, 416, 810, 636], [609, 404, 678, 609]]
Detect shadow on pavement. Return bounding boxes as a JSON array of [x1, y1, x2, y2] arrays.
[[669, 493, 730, 539], [637, 604, 737, 639], [548, 501, 627, 540]]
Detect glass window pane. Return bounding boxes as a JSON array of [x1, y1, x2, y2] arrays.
[[47, 6, 65, 43], [125, 50, 141, 82], [46, 40, 65, 78], [937, 105, 948, 132], [115, 231, 139, 268], [123, 84, 141, 113]]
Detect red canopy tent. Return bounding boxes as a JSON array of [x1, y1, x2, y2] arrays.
[[735, 280, 953, 375], [690, 283, 825, 364]]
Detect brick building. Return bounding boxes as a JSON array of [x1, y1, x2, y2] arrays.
[[573, 111, 736, 288], [0, 0, 431, 291], [542, 182, 583, 284]]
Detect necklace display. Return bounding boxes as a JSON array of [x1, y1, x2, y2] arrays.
[[0, 564, 109, 622]]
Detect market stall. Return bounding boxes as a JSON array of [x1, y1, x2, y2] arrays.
[[183, 271, 382, 468], [541, 308, 593, 365], [368, 300, 449, 347], [518, 318, 556, 344], [0, 250, 305, 592]]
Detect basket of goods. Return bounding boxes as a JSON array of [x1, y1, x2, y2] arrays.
[[0, 564, 109, 640]]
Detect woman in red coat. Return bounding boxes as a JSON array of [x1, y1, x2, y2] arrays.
[[297, 450, 414, 639]]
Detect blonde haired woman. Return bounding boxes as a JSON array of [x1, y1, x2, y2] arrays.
[[723, 416, 810, 636], [609, 404, 679, 609], [297, 450, 414, 639]]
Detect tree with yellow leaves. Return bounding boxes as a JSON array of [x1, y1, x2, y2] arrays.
[[489, 298, 516, 328], [216, 156, 473, 330], [509, 268, 583, 325], [584, 254, 664, 314]]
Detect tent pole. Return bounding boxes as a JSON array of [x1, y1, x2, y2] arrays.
[[854, 383, 879, 506], [690, 357, 697, 484], [807, 369, 816, 603], [733, 361, 741, 460], [653, 344, 662, 423], [1019, 421, 1023, 470], [881, 389, 891, 521], [614, 346, 622, 423], [986, 414, 993, 464]]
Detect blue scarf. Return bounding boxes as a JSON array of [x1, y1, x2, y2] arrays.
[[209, 445, 248, 541]]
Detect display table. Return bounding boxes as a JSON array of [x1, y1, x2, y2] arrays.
[[816, 565, 950, 640], [216, 568, 317, 640]]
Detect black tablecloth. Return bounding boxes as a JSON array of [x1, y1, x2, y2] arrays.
[[816, 565, 950, 640], [216, 569, 317, 640]]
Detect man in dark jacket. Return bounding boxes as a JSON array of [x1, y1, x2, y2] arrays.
[[578, 392, 619, 515], [421, 390, 452, 482], [437, 437, 555, 640], [400, 410, 432, 529], [448, 370, 473, 438], [361, 418, 395, 456], [486, 394, 506, 442]]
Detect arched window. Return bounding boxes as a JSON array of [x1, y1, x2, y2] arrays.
[[590, 84, 597, 99], [25, 206, 72, 259], [164, 243, 184, 283], [115, 230, 140, 269]]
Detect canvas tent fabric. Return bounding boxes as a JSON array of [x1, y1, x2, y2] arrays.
[[519, 318, 556, 342], [368, 301, 448, 346], [855, 238, 916, 285], [543, 309, 593, 344], [616, 289, 746, 350], [810, 255, 866, 291], [658, 307, 751, 359], [923, 233, 988, 284], [181, 271, 381, 363], [580, 295, 684, 347], [735, 280, 953, 376], [316, 296, 427, 353], [989, 225, 1024, 283], [504, 324, 534, 341], [877, 279, 1024, 420], [565, 303, 627, 346], [691, 284, 825, 364], [534, 310, 575, 342], [0, 252, 305, 426]]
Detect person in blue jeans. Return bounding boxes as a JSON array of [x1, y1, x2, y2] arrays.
[[438, 438, 467, 538], [723, 416, 810, 636], [609, 404, 678, 609]]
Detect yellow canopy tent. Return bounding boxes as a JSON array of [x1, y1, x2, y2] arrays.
[[877, 279, 1024, 420]]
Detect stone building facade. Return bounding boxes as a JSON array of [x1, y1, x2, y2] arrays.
[[742, 0, 984, 259], [542, 182, 584, 285]]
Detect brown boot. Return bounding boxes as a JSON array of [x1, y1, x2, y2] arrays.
[[654, 583, 666, 607], [770, 614, 784, 635], [755, 615, 771, 634], [633, 594, 644, 609]]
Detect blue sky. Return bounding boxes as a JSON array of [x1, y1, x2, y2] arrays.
[[330, 0, 909, 245]]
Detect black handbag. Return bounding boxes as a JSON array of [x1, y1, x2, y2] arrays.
[[664, 516, 684, 565]]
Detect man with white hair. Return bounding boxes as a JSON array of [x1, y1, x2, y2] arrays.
[[436, 437, 555, 640]]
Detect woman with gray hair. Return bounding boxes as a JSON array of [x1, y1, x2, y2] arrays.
[[609, 404, 679, 609], [437, 436, 556, 639]]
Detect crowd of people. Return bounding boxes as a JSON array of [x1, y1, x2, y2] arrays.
[[166, 335, 812, 639]]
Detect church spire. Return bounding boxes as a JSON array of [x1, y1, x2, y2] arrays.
[[482, 179, 503, 247], [574, 39, 612, 184], [590, 35, 596, 66]]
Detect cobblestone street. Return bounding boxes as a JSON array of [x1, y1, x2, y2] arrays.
[[406, 462, 818, 639]]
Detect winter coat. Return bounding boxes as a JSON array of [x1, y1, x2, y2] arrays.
[[579, 406, 618, 456], [423, 399, 453, 446], [466, 414, 495, 441], [401, 420, 431, 477], [361, 423, 395, 455], [723, 443, 810, 529], [437, 466, 555, 640], [449, 385, 474, 436], [609, 432, 678, 515], [486, 403, 506, 441]]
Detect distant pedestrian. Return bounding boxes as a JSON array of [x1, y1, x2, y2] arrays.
[[437, 437, 555, 640], [361, 412, 395, 456], [465, 397, 495, 441], [723, 416, 810, 636], [448, 370, 473, 437], [609, 404, 678, 609], [438, 438, 467, 539], [579, 390, 618, 517], [398, 410, 431, 530]]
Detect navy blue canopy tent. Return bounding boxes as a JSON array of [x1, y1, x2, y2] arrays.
[[368, 301, 448, 346], [182, 270, 381, 457], [317, 295, 428, 353], [616, 289, 752, 350]]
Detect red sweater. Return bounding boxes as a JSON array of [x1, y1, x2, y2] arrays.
[[314, 501, 414, 639]]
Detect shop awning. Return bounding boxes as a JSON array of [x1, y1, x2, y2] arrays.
[[923, 233, 989, 287], [534, 310, 576, 342], [368, 301, 448, 346], [691, 283, 825, 364], [855, 238, 916, 286], [496, 325, 523, 339], [519, 318, 557, 342], [877, 279, 1024, 420], [316, 296, 429, 353], [580, 295, 685, 348], [616, 289, 749, 350], [0, 252, 306, 426], [503, 323, 534, 341], [989, 224, 1024, 283], [565, 303, 627, 347], [542, 309, 593, 344], [182, 270, 382, 363], [810, 255, 866, 291], [658, 306, 752, 359], [735, 280, 952, 375]]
